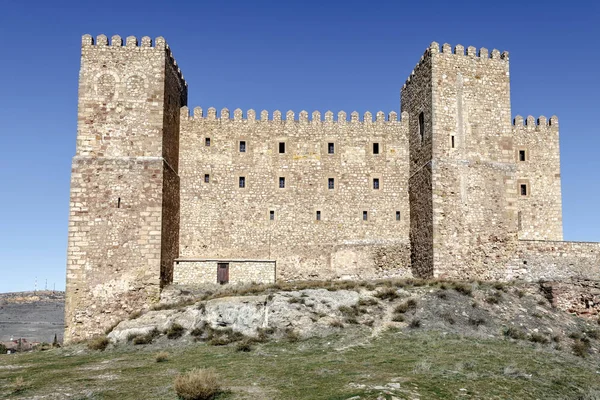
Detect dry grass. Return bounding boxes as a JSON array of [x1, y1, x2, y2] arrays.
[[173, 368, 221, 400], [87, 336, 110, 351], [572, 339, 591, 358], [167, 323, 186, 339], [12, 376, 26, 394], [155, 352, 169, 362]]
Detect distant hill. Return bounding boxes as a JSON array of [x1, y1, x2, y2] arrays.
[[0, 291, 64, 343]]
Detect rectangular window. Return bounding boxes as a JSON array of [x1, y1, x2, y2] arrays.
[[316, 211, 321, 221], [328, 178, 335, 190], [204, 174, 210, 183], [328, 142, 335, 154], [363, 211, 368, 221], [419, 112, 425, 142], [519, 150, 526, 162], [451, 136, 455, 148], [240, 141, 246, 152], [520, 184, 527, 196], [396, 211, 401, 221], [239, 176, 246, 188], [117, 197, 121, 208], [518, 211, 522, 230], [373, 142, 380, 155], [205, 137, 211, 147], [279, 142, 286, 154], [373, 178, 380, 190], [269, 210, 275, 220], [279, 177, 285, 188]]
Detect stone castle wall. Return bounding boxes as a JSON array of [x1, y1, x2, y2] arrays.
[[65, 34, 186, 342], [66, 34, 598, 342], [178, 108, 412, 282], [173, 260, 276, 285], [513, 116, 563, 240]]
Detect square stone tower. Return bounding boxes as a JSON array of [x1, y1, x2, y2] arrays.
[[65, 34, 187, 342], [401, 43, 518, 279]]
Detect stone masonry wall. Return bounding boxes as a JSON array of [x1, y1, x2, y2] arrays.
[[178, 109, 411, 281], [65, 34, 187, 342], [405, 43, 519, 280], [513, 116, 563, 240], [173, 260, 276, 285], [401, 48, 434, 278]]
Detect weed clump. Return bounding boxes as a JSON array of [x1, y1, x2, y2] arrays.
[[235, 341, 253, 352], [485, 292, 502, 304], [130, 328, 160, 345], [174, 368, 221, 400], [167, 323, 186, 339], [285, 329, 300, 342], [468, 316, 485, 328], [374, 288, 400, 301], [529, 333, 549, 344], [87, 336, 110, 351], [358, 298, 378, 307], [572, 339, 591, 358], [155, 351, 169, 362], [392, 314, 405, 322], [409, 319, 421, 329], [329, 320, 344, 328], [503, 327, 526, 340], [452, 283, 473, 297], [11, 377, 26, 394], [394, 299, 417, 314]]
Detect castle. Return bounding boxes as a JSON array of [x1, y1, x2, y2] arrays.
[[65, 34, 600, 342]]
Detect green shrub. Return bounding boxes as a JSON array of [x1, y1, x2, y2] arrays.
[[11, 377, 26, 394], [584, 329, 600, 340], [392, 314, 405, 322], [468, 317, 485, 327], [285, 329, 300, 342], [167, 323, 186, 339], [452, 283, 473, 297], [155, 351, 169, 362], [235, 341, 253, 352], [329, 320, 344, 328], [529, 333, 549, 344], [436, 290, 448, 299], [409, 319, 421, 329], [0, 343, 6, 354], [485, 292, 502, 304], [358, 298, 378, 306], [345, 317, 359, 325], [572, 340, 591, 358], [174, 368, 221, 400], [503, 327, 526, 340], [87, 336, 110, 351], [374, 288, 400, 301], [132, 328, 160, 345]]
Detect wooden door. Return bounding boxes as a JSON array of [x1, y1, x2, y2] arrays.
[[217, 263, 229, 284]]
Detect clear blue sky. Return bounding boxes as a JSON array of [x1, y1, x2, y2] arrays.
[[0, 0, 598, 293]]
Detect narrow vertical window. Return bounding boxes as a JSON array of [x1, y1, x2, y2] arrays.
[[279, 177, 285, 188], [418, 112, 425, 142], [269, 210, 275, 220], [520, 184, 527, 196], [396, 211, 401, 221], [363, 211, 368, 221], [117, 197, 121, 208], [373, 142, 380, 154], [373, 178, 380, 190], [279, 142, 286, 154], [204, 174, 210, 183], [316, 211, 321, 221], [451, 136, 455, 148], [239, 176, 246, 188], [239, 141, 246, 153], [328, 142, 335, 154], [519, 150, 526, 162], [205, 137, 211, 147], [518, 211, 522, 230], [328, 178, 335, 190]]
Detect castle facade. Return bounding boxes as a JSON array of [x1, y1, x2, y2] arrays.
[[65, 34, 600, 342]]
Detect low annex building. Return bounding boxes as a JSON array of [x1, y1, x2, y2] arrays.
[[65, 34, 600, 342]]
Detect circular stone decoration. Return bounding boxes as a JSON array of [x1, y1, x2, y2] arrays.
[[95, 74, 117, 98]]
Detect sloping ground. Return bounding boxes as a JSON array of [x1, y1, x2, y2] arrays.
[[0, 292, 64, 343], [1, 280, 599, 399]]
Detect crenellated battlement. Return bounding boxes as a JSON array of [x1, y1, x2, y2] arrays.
[[403, 42, 509, 89], [81, 34, 187, 87], [181, 106, 407, 124], [512, 115, 559, 130]]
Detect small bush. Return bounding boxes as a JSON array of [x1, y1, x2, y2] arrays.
[[329, 320, 344, 328], [285, 329, 300, 342], [190, 326, 204, 337], [235, 341, 253, 352], [503, 327, 526, 340], [338, 305, 359, 317], [493, 282, 506, 291], [572, 340, 591, 358], [132, 328, 160, 345], [529, 333, 549, 344], [12, 377, 26, 394], [584, 329, 600, 340], [288, 297, 301, 304], [394, 299, 417, 314], [155, 352, 169, 362], [515, 289, 525, 298], [392, 314, 405, 323], [374, 288, 400, 301], [436, 290, 448, 299], [409, 319, 421, 329], [468, 317, 485, 327], [568, 332, 582, 340], [167, 323, 186, 339], [87, 336, 110, 351], [358, 298, 378, 306], [129, 310, 143, 320], [345, 317, 359, 325], [532, 312, 543, 319], [197, 303, 206, 313], [452, 283, 473, 297], [174, 368, 221, 400], [440, 312, 455, 325], [0, 343, 6, 354], [485, 292, 502, 304], [552, 335, 561, 343], [208, 337, 231, 346]]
